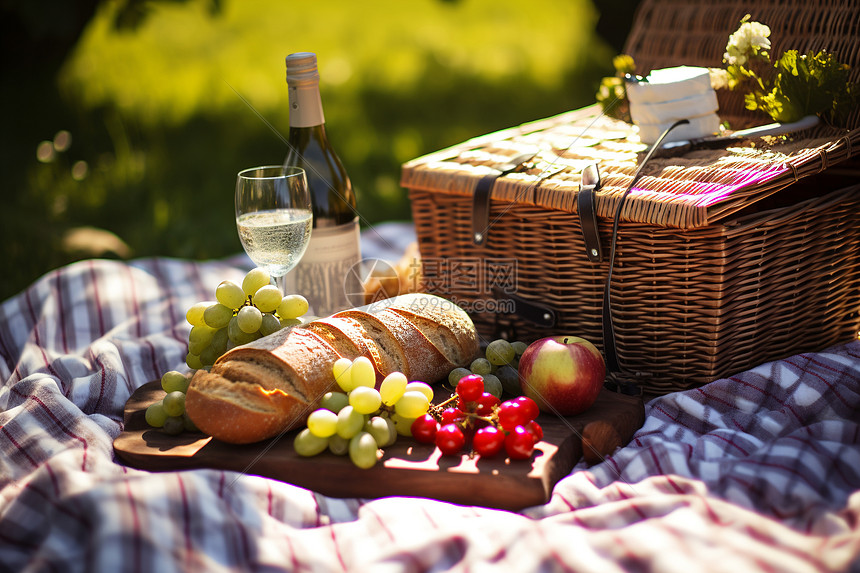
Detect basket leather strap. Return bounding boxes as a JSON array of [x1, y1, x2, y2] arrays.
[[472, 175, 495, 245], [493, 287, 557, 328], [577, 163, 603, 263], [472, 152, 537, 245], [602, 119, 691, 377]]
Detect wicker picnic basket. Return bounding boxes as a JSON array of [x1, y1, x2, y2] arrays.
[[401, 0, 860, 395]]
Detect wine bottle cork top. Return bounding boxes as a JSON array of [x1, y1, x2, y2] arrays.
[[286, 52, 320, 85]]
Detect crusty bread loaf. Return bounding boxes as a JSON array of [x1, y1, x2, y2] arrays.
[[185, 293, 477, 444], [185, 328, 341, 444]]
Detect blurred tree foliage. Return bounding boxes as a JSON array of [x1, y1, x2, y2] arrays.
[[0, 0, 621, 301]]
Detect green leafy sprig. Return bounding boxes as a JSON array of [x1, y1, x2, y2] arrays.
[[745, 49, 858, 125]]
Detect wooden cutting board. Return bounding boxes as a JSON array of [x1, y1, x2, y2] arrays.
[[114, 381, 644, 511]]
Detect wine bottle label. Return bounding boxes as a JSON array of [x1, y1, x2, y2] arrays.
[[288, 84, 325, 128], [293, 218, 362, 317]]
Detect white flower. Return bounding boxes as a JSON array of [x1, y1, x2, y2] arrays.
[[709, 68, 730, 89], [745, 22, 772, 51], [724, 50, 746, 67], [724, 20, 771, 66]]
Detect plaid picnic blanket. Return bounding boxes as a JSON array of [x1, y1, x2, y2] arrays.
[[1, 225, 858, 572]]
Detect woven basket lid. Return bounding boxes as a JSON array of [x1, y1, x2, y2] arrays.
[[402, 0, 859, 230], [401, 106, 858, 229]]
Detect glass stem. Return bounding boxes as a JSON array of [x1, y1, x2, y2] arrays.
[[275, 274, 287, 296]]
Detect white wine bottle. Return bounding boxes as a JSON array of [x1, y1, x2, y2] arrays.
[[283, 52, 362, 316]]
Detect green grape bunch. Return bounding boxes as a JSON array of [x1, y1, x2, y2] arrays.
[[294, 357, 434, 469], [449, 338, 528, 398], [145, 370, 198, 435], [183, 267, 312, 370]]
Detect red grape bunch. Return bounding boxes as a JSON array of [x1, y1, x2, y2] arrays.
[[410, 374, 543, 460]]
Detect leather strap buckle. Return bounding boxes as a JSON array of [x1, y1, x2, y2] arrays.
[[577, 163, 603, 263]]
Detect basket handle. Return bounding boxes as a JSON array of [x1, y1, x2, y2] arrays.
[[602, 119, 690, 376]]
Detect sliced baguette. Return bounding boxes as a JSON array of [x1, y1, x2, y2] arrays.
[[378, 293, 479, 365], [300, 315, 397, 378], [300, 318, 366, 362], [185, 293, 478, 444], [335, 309, 455, 382]]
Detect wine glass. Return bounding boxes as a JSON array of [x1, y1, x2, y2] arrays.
[[235, 166, 312, 294]]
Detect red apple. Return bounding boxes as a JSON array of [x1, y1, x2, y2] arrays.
[[517, 336, 605, 416]]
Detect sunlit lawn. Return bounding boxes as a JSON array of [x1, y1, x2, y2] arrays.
[[2, 0, 613, 300]]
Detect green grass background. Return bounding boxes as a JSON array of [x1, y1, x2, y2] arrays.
[[1, 0, 629, 302]]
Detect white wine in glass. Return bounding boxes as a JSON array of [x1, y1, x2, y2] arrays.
[[235, 166, 312, 292]]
